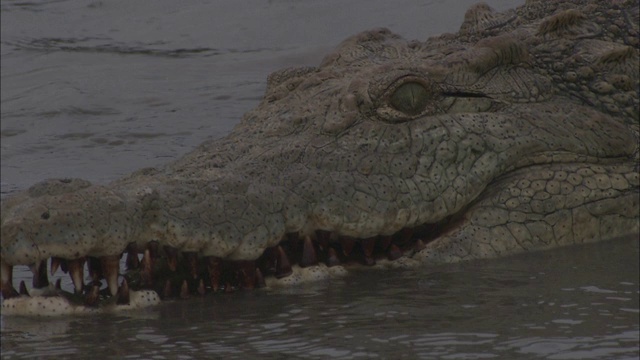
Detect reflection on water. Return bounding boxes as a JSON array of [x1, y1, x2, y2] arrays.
[[2, 238, 638, 359]]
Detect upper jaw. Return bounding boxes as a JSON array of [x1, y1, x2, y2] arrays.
[[2, 101, 636, 268]]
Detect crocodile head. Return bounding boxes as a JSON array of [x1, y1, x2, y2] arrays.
[[2, 1, 639, 315]]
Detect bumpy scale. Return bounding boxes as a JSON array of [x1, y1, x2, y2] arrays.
[[1, 0, 638, 315]]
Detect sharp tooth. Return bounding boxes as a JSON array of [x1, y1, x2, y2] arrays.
[[238, 261, 256, 289], [163, 246, 179, 272], [327, 248, 341, 267], [50, 257, 62, 276], [101, 255, 120, 296], [85, 284, 100, 306], [259, 247, 277, 274], [224, 282, 235, 293], [163, 279, 172, 298], [363, 256, 375, 266], [87, 257, 102, 283], [19, 281, 30, 296], [340, 237, 356, 256], [0, 259, 18, 299], [206, 257, 221, 292], [315, 230, 330, 250], [147, 241, 159, 260], [361, 237, 376, 257], [0, 261, 18, 299], [300, 235, 318, 268], [180, 280, 190, 299], [183, 252, 199, 279], [255, 268, 266, 288], [287, 232, 301, 243], [0, 284, 18, 299], [361, 237, 376, 266], [2, 260, 11, 284], [197, 279, 206, 295], [414, 239, 426, 252], [378, 236, 392, 252], [30, 260, 49, 288], [125, 244, 140, 271], [116, 278, 130, 305], [60, 258, 69, 273], [141, 249, 153, 288], [275, 246, 292, 278], [400, 228, 414, 243], [388, 244, 403, 260], [68, 258, 85, 294]]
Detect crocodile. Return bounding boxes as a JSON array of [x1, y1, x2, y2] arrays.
[[1, 0, 639, 316]]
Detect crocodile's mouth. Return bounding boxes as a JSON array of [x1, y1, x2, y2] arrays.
[[0, 216, 455, 309]]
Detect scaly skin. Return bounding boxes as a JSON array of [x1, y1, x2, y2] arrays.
[[1, 0, 639, 314]]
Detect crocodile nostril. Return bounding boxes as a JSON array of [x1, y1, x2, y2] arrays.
[[41, 212, 50, 220]]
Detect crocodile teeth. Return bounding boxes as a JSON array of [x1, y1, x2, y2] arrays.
[[361, 237, 376, 266], [259, 248, 277, 274], [0, 260, 17, 299], [340, 237, 356, 256], [67, 258, 85, 294], [29, 259, 49, 288], [300, 235, 318, 268], [101, 255, 120, 296], [141, 249, 154, 288], [399, 228, 414, 245], [116, 278, 130, 305], [50, 257, 62, 276], [183, 252, 199, 279], [180, 280, 189, 299], [378, 236, 392, 252], [315, 230, 330, 250], [388, 244, 403, 260], [60, 258, 69, 273], [361, 237, 376, 257], [255, 268, 266, 288], [1, 279, 18, 298], [206, 256, 221, 292], [275, 246, 292, 278], [164, 245, 179, 272], [19, 280, 29, 296], [125, 243, 139, 271], [414, 239, 426, 252], [197, 279, 206, 295], [238, 261, 256, 289], [85, 284, 100, 307], [147, 241, 160, 260], [87, 257, 102, 283], [327, 248, 341, 267], [163, 279, 172, 298]]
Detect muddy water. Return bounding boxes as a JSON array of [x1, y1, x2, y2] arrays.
[[1, 239, 638, 359], [1, 0, 638, 358]]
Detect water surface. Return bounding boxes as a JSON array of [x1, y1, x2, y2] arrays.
[[1, 0, 638, 358]]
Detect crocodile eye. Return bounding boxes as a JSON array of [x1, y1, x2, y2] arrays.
[[389, 82, 429, 115]]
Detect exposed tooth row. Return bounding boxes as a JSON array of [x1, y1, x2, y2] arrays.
[[1, 229, 427, 306]]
